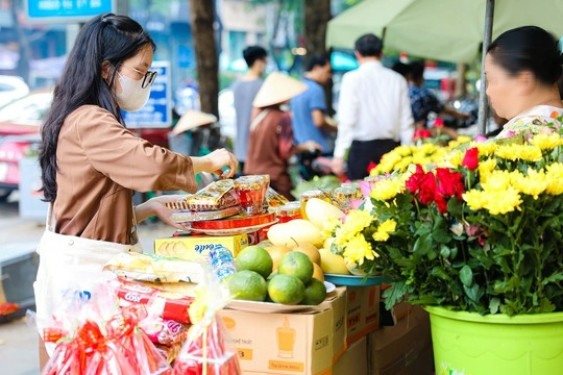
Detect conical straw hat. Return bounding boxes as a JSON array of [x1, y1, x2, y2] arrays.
[[252, 72, 308, 108], [173, 110, 217, 135]]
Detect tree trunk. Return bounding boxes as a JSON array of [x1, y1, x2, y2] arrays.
[[190, 0, 219, 118], [190, 0, 220, 151], [304, 0, 333, 114]]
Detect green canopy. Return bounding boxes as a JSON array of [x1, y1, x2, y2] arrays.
[[327, 0, 563, 63]]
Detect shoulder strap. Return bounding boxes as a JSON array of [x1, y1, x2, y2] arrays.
[[250, 109, 271, 131]]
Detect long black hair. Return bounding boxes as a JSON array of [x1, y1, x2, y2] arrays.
[[487, 26, 562, 87], [40, 13, 155, 202]]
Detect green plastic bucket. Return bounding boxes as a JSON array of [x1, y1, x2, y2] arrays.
[[425, 306, 563, 375]]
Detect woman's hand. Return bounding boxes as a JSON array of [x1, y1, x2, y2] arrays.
[[295, 140, 323, 155], [135, 195, 190, 231], [192, 148, 239, 179]]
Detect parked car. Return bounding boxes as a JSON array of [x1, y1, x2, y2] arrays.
[[0, 75, 30, 108], [0, 90, 51, 200]]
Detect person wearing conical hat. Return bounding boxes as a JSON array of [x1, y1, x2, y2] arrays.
[[244, 72, 323, 200], [172, 110, 217, 135]]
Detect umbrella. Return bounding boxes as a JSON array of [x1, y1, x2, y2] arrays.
[[327, 0, 563, 132]]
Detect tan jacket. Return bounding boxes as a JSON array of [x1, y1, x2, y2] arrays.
[[53, 105, 197, 244]]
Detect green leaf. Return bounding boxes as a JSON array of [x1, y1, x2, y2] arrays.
[[463, 283, 482, 302], [489, 298, 500, 314], [431, 266, 451, 281], [459, 265, 473, 287], [382, 281, 410, 310], [413, 234, 432, 256], [542, 272, 563, 285], [440, 246, 451, 259]]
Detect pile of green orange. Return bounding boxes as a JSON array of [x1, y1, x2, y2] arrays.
[[226, 245, 327, 305]]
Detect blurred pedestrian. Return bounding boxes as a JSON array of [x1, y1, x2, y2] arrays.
[[244, 72, 322, 199], [291, 53, 337, 180], [231, 46, 268, 172], [407, 60, 469, 127], [332, 34, 414, 180]]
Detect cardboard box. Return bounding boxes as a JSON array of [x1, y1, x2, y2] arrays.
[[219, 288, 346, 375], [367, 305, 433, 375], [346, 286, 380, 345], [154, 233, 249, 259], [321, 287, 347, 362], [333, 337, 367, 375]]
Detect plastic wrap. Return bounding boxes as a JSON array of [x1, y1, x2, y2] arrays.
[[173, 266, 240, 375], [169, 206, 241, 224], [166, 180, 239, 211], [104, 252, 205, 283]]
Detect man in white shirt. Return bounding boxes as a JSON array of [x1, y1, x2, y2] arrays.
[[332, 34, 414, 180]]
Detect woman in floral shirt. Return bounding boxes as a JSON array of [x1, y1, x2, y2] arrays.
[[485, 26, 563, 138]]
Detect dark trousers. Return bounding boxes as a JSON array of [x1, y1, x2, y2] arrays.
[[347, 139, 400, 180]]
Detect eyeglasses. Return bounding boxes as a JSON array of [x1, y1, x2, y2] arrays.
[[121, 65, 158, 88]]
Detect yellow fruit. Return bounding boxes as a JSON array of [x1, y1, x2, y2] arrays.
[[312, 263, 324, 282], [277, 251, 314, 285], [293, 243, 321, 265], [267, 220, 323, 248], [227, 270, 267, 301], [266, 245, 292, 271], [305, 198, 345, 229], [301, 278, 327, 305], [319, 248, 351, 275], [268, 274, 305, 305], [235, 246, 273, 278]]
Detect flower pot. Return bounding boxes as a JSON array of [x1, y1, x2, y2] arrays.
[[425, 306, 563, 375]]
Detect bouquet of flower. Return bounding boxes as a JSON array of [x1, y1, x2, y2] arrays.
[[325, 127, 563, 315]]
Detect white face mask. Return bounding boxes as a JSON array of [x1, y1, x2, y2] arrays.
[[114, 71, 151, 111]]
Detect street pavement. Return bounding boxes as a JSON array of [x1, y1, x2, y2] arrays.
[[0, 194, 176, 374]]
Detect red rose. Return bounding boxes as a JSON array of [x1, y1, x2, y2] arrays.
[[418, 172, 438, 205], [436, 168, 465, 199], [434, 193, 448, 213], [434, 118, 445, 128], [405, 164, 425, 193], [413, 129, 432, 140], [367, 161, 378, 173], [462, 147, 479, 170]]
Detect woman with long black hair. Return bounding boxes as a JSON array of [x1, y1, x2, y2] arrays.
[[35, 13, 237, 358]]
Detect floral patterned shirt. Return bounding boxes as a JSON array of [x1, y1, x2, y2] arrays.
[[497, 105, 563, 138]]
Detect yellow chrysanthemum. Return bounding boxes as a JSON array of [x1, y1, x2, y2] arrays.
[[395, 156, 413, 172], [343, 234, 378, 266], [370, 177, 404, 201], [511, 169, 548, 199], [481, 170, 512, 191], [495, 144, 543, 162], [546, 162, 563, 195], [420, 143, 439, 155], [443, 149, 464, 168], [457, 136, 472, 145], [477, 158, 496, 180], [334, 209, 374, 246], [463, 190, 488, 211], [321, 217, 341, 240], [530, 133, 562, 150], [476, 142, 497, 157], [483, 188, 523, 215], [372, 219, 397, 242], [394, 145, 413, 157]]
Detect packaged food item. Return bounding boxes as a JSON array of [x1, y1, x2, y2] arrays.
[[272, 201, 302, 223], [189, 212, 276, 230], [104, 252, 205, 283], [156, 342, 184, 364], [234, 175, 270, 216], [169, 205, 241, 224], [265, 187, 289, 209], [332, 183, 364, 212], [116, 278, 195, 324], [167, 179, 239, 211], [140, 317, 190, 346]]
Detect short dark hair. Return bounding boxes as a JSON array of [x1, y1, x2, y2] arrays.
[[306, 53, 330, 72], [487, 26, 562, 86], [392, 62, 410, 78], [409, 61, 425, 81], [243, 46, 268, 67], [354, 33, 383, 57]]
